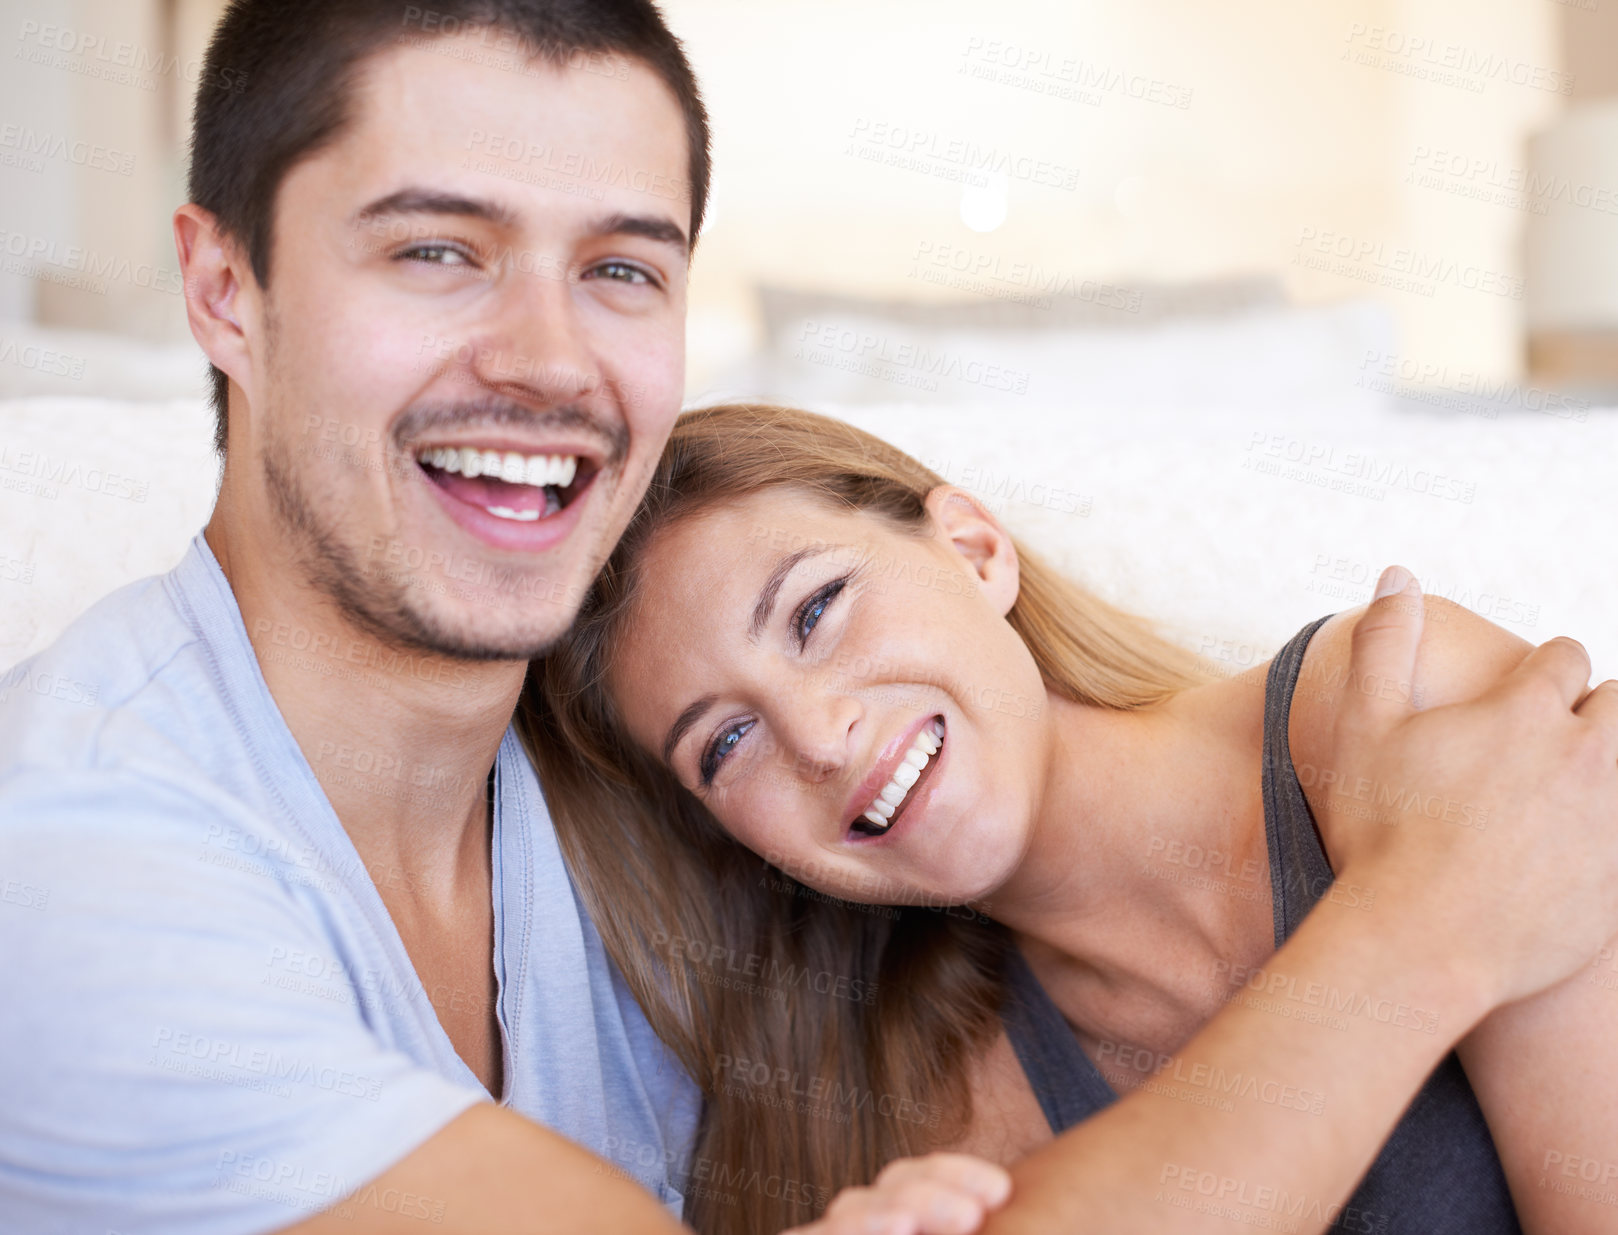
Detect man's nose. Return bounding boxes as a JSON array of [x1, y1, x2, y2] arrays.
[[470, 257, 601, 406]]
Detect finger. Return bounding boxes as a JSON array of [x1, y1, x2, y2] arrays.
[[873, 1180, 984, 1235], [1574, 679, 1618, 760], [792, 1213, 912, 1235], [874, 1155, 1012, 1208], [1508, 635, 1593, 713], [812, 1190, 914, 1235], [1338, 567, 1424, 743]]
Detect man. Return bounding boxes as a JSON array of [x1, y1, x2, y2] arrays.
[[1, 3, 1615, 1233]]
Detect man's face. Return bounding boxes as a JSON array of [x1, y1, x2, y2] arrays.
[[241, 31, 690, 659]]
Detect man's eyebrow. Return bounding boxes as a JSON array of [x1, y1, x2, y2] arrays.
[[591, 211, 689, 254], [750, 546, 830, 641], [354, 188, 519, 228], [663, 693, 717, 767]]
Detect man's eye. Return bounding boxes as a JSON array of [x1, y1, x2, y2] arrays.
[[794, 578, 848, 647], [588, 261, 652, 285], [398, 244, 473, 267], [701, 719, 754, 785]]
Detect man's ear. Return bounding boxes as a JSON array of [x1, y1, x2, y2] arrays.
[[923, 485, 1021, 617], [173, 203, 257, 404]]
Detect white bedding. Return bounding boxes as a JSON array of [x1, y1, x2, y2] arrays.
[[1, 391, 1610, 680], [825, 398, 1612, 681]]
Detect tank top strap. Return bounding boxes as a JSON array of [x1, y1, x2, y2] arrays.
[[999, 944, 1117, 1132], [1260, 614, 1336, 946]]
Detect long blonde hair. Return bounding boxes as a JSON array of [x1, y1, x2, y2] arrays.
[[518, 404, 1206, 1234]]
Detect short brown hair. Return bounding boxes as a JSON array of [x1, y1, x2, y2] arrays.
[[188, 0, 711, 453]]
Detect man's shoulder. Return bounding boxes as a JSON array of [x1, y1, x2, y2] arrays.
[[0, 546, 250, 784]]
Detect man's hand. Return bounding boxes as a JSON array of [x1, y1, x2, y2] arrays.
[[785, 1154, 1012, 1235], [1323, 565, 1618, 1007]]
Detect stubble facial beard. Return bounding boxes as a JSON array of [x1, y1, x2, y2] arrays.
[[255, 351, 631, 665]]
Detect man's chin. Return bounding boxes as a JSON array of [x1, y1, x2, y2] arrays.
[[261, 437, 594, 663], [375, 589, 583, 664]]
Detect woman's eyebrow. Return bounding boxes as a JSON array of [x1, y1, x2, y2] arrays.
[[661, 545, 840, 767], [748, 546, 834, 641], [662, 544, 848, 767], [663, 693, 717, 767]]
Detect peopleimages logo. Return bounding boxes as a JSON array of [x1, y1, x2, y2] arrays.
[[1405, 146, 1618, 218], [0, 124, 134, 174], [847, 118, 1080, 191], [13, 20, 248, 93], [959, 37, 1195, 110], [0, 228, 184, 296], [1343, 23, 1573, 96], [1293, 227, 1523, 301]]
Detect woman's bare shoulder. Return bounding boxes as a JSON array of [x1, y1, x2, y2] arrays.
[[1285, 595, 1535, 842]]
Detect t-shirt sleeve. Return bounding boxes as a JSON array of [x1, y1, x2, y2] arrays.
[[0, 769, 486, 1235]]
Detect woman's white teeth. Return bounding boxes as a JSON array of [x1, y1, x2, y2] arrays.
[[422, 447, 578, 489], [860, 721, 944, 830]]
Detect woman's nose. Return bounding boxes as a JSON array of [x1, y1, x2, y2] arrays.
[[770, 691, 861, 782]]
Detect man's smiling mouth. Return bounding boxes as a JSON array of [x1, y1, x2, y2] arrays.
[[415, 445, 598, 521]]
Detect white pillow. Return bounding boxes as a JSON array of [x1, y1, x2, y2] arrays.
[[821, 398, 1616, 681], [0, 323, 212, 403], [719, 281, 1399, 432], [0, 396, 218, 667]]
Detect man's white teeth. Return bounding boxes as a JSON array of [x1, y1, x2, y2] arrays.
[[422, 447, 578, 489], [482, 488, 562, 521], [484, 505, 541, 522], [860, 720, 944, 830]]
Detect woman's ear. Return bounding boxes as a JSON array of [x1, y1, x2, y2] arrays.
[[923, 485, 1020, 617]]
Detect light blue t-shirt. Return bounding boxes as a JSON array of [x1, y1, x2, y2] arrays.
[[0, 535, 699, 1234]]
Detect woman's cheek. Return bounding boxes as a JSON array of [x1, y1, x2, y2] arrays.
[[735, 777, 793, 857]]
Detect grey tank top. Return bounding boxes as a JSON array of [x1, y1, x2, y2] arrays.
[[1000, 616, 1521, 1233]]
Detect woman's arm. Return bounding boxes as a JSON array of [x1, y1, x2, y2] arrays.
[[1291, 594, 1618, 1234]]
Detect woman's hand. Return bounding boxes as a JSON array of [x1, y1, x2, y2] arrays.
[[782, 1153, 1012, 1235]]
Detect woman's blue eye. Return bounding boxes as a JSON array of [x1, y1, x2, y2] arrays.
[[794, 578, 847, 647], [701, 719, 753, 785], [803, 598, 828, 635]]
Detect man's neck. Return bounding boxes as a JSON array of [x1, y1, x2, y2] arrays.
[[204, 509, 526, 901]]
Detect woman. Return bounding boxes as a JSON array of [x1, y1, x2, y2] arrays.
[[519, 403, 1614, 1235]]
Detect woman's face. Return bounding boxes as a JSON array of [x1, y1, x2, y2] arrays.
[[608, 485, 1055, 908]]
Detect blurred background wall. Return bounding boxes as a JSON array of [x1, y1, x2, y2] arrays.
[[2, 0, 1616, 393]]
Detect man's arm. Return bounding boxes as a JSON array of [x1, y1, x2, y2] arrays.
[[288, 1112, 1018, 1235], [1288, 594, 1618, 1234], [279, 895, 1468, 1235], [976, 570, 1618, 1234], [983, 885, 1482, 1233], [284, 1105, 686, 1235], [282, 571, 1618, 1235]]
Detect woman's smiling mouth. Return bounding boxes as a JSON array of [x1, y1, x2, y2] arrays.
[[849, 717, 946, 838]]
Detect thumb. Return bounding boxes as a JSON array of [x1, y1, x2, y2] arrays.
[[1338, 566, 1425, 746]]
